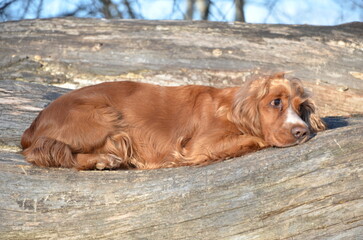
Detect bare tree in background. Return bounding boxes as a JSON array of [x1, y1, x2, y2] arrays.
[[71, 0, 138, 19], [0, 0, 242, 22], [185, 0, 210, 20], [235, 0, 245, 22], [262, 0, 363, 24], [185, 0, 245, 21], [0, 0, 362, 23], [100, 0, 122, 18], [185, 0, 195, 20], [333, 0, 363, 23], [0, 0, 140, 21]]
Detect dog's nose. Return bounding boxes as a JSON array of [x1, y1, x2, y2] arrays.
[[291, 126, 309, 140]]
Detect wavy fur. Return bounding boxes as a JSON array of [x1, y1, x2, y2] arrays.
[[21, 74, 325, 170]]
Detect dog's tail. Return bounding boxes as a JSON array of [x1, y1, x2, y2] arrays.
[[22, 136, 75, 168], [21, 120, 75, 168]]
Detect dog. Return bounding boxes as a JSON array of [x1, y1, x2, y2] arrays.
[[21, 73, 326, 170]]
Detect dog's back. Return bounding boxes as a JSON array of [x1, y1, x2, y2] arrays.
[[21, 81, 233, 169]]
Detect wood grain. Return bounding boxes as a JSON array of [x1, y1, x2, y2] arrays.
[[1, 115, 362, 239], [1, 19, 363, 116], [0, 19, 362, 239]]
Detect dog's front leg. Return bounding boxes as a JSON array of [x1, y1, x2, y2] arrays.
[[177, 134, 269, 166]]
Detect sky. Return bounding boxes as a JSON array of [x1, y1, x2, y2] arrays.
[[136, 0, 363, 25], [7, 0, 363, 25]]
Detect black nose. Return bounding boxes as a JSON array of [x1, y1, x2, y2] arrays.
[[291, 126, 309, 140]]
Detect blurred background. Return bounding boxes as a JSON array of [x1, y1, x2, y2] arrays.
[[0, 0, 362, 25]]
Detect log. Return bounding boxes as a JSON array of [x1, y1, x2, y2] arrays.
[[0, 79, 362, 239], [0, 18, 363, 116], [1, 18, 363, 239]]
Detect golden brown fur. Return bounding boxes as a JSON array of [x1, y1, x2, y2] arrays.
[[21, 73, 326, 170]]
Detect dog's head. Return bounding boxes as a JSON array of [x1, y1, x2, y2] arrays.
[[233, 73, 326, 147]]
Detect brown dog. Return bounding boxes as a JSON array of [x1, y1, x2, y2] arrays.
[[21, 73, 325, 170]]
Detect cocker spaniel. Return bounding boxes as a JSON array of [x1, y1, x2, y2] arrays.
[[21, 73, 326, 170]]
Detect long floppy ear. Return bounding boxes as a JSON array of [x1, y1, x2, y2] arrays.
[[232, 76, 270, 137], [300, 98, 326, 132]]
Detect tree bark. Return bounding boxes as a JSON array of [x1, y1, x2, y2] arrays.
[[235, 0, 246, 22], [0, 18, 362, 239], [0, 18, 362, 116]]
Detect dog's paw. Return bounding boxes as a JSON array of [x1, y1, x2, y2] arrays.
[[96, 154, 124, 170]]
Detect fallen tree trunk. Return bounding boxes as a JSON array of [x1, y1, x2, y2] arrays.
[[0, 81, 362, 239], [1, 68, 363, 240], [0, 18, 362, 116], [0, 18, 363, 239]]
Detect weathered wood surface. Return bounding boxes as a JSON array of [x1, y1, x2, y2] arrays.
[[0, 18, 363, 116], [1, 18, 363, 239], [1, 71, 363, 240], [0, 85, 362, 239]]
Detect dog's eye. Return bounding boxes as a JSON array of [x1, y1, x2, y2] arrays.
[[270, 98, 282, 108]]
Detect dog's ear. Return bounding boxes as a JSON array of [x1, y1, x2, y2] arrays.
[[232, 76, 270, 137], [289, 77, 326, 133], [232, 91, 261, 137], [300, 98, 326, 132]]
